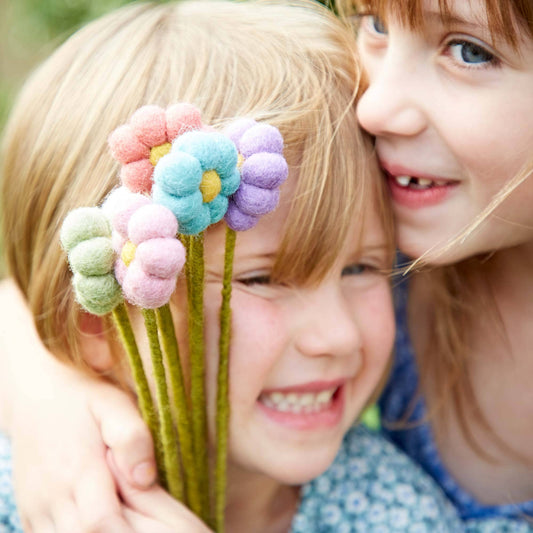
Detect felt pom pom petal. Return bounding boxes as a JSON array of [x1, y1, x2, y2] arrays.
[[108, 104, 205, 194], [224, 119, 288, 231], [153, 130, 240, 235], [60, 207, 123, 315], [107, 188, 185, 309]]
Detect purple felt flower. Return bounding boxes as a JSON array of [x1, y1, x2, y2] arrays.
[[103, 187, 186, 309], [224, 119, 288, 231]]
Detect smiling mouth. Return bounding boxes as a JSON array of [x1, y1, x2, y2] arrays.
[[259, 387, 339, 414], [392, 174, 454, 189]]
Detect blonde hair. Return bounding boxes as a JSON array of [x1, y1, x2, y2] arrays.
[[1, 0, 393, 370], [343, 0, 533, 460]]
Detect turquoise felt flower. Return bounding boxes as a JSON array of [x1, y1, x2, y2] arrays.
[[60, 207, 123, 315], [152, 130, 241, 234]]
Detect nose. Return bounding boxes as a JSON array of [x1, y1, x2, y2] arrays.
[[356, 44, 428, 138], [294, 282, 361, 360]]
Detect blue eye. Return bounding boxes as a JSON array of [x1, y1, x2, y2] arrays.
[[341, 264, 367, 276], [369, 16, 387, 35], [448, 40, 496, 65]]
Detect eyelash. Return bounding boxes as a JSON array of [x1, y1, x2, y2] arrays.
[[237, 274, 272, 286], [444, 39, 501, 69], [341, 263, 380, 277]]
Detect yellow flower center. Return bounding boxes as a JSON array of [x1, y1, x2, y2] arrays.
[[149, 142, 172, 166], [237, 153, 245, 169], [200, 170, 221, 203], [121, 241, 137, 266]]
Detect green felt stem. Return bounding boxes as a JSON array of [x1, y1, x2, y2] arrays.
[[186, 233, 210, 524], [142, 308, 184, 502], [111, 303, 166, 487], [215, 227, 236, 533], [156, 304, 202, 514]]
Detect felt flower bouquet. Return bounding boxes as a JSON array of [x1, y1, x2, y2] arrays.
[[60, 104, 288, 532]]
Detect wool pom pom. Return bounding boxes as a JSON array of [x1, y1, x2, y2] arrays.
[[136, 239, 186, 279], [166, 103, 203, 139], [108, 125, 150, 164], [120, 159, 155, 194], [224, 119, 288, 231], [68, 237, 115, 277], [60, 207, 111, 252], [130, 105, 167, 147], [153, 131, 240, 235], [73, 272, 123, 316], [233, 183, 279, 216], [128, 204, 179, 244], [122, 262, 177, 309]]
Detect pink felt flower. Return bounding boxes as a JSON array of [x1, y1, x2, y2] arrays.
[[103, 187, 185, 309], [108, 104, 204, 194]]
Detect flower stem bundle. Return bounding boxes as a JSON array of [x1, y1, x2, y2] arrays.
[[60, 106, 288, 532]]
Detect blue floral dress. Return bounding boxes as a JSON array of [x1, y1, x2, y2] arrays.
[[378, 275, 533, 531]]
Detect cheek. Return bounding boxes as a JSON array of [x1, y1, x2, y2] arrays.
[[354, 282, 395, 373], [228, 292, 286, 399]]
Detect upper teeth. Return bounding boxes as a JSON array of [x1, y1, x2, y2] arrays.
[[395, 175, 436, 188], [259, 388, 337, 414]]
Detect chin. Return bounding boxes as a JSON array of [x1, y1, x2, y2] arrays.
[[262, 445, 341, 486]]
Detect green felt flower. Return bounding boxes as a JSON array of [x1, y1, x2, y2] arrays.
[[60, 207, 123, 315]]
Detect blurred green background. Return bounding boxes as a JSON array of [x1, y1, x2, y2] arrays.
[[0, 0, 148, 277]]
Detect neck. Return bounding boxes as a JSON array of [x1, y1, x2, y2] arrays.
[[225, 463, 300, 533]]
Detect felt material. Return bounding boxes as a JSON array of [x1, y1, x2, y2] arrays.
[[106, 187, 185, 309], [130, 105, 167, 147], [156, 304, 201, 515], [199, 170, 221, 203], [61, 207, 123, 315], [142, 308, 184, 502], [223, 120, 288, 231], [241, 153, 288, 188], [68, 237, 115, 276], [149, 142, 172, 166], [153, 131, 240, 235], [233, 183, 280, 216], [108, 124, 150, 164], [60, 207, 112, 252], [224, 204, 258, 232], [102, 187, 151, 243], [73, 272, 123, 316], [215, 227, 236, 533], [128, 204, 178, 243], [109, 104, 205, 194], [111, 303, 166, 485], [186, 234, 210, 522], [120, 158, 156, 193]]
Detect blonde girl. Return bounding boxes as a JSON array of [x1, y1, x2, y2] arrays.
[[0, 1, 462, 531]]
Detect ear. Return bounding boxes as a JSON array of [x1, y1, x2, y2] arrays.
[[78, 312, 115, 372]]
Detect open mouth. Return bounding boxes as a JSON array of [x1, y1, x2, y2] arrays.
[[391, 174, 455, 190], [259, 386, 339, 414], [385, 171, 459, 208], [257, 383, 345, 430]]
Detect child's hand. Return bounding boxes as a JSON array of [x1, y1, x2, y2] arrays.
[[108, 451, 213, 533], [0, 279, 157, 532], [11, 369, 157, 533]]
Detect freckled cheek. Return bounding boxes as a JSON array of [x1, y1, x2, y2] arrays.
[[228, 293, 287, 404], [356, 285, 395, 374]]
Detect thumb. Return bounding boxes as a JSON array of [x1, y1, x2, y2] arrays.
[[90, 383, 157, 488], [107, 451, 212, 532]]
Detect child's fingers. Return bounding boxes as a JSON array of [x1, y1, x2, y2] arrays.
[[90, 387, 157, 488], [51, 497, 83, 533], [74, 462, 133, 533], [108, 451, 212, 532]]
